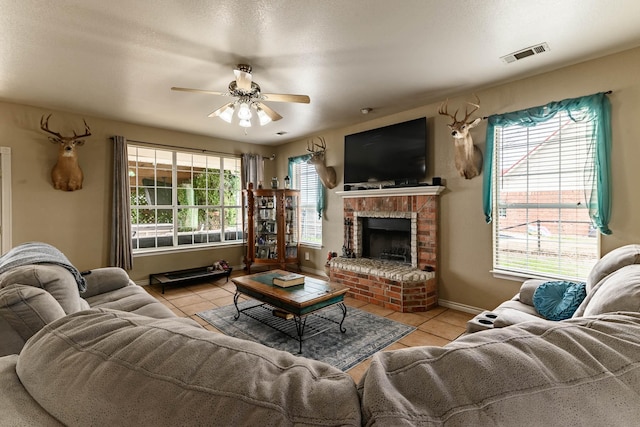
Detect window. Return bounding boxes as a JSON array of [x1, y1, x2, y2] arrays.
[[128, 145, 242, 251], [290, 159, 322, 246], [486, 93, 611, 281]]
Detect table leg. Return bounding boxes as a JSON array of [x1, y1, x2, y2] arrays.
[[233, 292, 241, 320], [293, 315, 308, 354], [338, 303, 347, 333]]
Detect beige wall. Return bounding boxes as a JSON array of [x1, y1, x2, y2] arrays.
[[0, 101, 274, 282], [4, 46, 640, 309], [275, 46, 640, 311]]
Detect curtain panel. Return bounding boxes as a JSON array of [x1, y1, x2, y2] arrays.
[[241, 153, 264, 190], [110, 136, 133, 269], [482, 92, 612, 235], [288, 154, 325, 218]]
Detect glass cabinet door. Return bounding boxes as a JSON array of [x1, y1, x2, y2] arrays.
[[284, 193, 298, 259], [254, 194, 277, 260]]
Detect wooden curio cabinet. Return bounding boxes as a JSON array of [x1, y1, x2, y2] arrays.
[[243, 183, 300, 273]]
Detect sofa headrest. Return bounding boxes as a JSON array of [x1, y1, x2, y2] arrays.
[[574, 264, 640, 317], [0, 284, 66, 356], [587, 244, 640, 292], [16, 308, 361, 426], [0, 265, 88, 314]]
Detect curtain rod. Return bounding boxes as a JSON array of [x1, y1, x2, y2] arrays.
[[123, 138, 276, 160], [124, 138, 235, 157], [481, 90, 613, 120]]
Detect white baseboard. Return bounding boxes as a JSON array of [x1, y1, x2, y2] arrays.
[[437, 299, 484, 315]]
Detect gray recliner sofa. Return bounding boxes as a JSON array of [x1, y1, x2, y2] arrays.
[[466, 243, 640, 332], [0, 263, 185, 357], [3, 244, 640, 425]]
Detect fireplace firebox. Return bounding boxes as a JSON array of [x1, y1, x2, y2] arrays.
[[361, 217, 411, 264]]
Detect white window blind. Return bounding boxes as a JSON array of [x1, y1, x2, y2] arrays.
[[493, 109, 598, 280], [292, 161, 322, 245]]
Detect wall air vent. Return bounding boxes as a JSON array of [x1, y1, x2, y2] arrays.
[[501, 43, 550, 64]]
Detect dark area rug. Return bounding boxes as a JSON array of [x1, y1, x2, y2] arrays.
[[197, 300, 415, 371]]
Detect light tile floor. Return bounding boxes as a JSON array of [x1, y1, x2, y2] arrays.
[[144, 270, 474, 383]]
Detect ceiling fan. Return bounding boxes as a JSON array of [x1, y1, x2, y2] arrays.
[[171, 64, 310, 127]]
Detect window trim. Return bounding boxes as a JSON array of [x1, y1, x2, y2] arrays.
[[128, 144, 243, 253]]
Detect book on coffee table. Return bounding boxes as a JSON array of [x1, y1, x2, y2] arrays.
[[272, 273, 305, 287]]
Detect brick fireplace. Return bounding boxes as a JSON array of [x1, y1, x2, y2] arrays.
[[329, 186, 443, 312]]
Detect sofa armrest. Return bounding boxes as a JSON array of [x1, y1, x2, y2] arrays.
[[518, 279, 549, 306], [0, 284, 66, 356], [81, 268, 133, 298]]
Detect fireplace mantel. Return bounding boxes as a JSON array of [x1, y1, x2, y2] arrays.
[[336, 185, 444, 198]]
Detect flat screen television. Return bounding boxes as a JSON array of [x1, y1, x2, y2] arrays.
[[344, 117, 427, 185]]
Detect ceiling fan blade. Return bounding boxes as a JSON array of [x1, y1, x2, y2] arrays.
[[208, 102, 235, 118], [262, 93, 311, 104], [233, 69, 253, 92], [171, 87, 225, 96], [257, 102, 283, 121]]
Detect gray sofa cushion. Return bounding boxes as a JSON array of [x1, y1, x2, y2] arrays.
[[0, 264, 89, 314], [0, 284, 66, 356], [81, 267, 133, 298], [83, 284, 180, 319], [0, 355, 62, 426], [492, 300, 544, 327], [586, 244, 640, 291], [17, 308, 361, 426], [360, 312, 640, 426], [575, 264, 640, 317]]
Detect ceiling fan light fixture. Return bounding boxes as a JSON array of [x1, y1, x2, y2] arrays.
[[239, 118, 252, 128], [237, 102, 252, 120], [256, 108, 272, 126], [219, 105, 235, 123]]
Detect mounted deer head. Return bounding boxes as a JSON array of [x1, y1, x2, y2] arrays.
[[40, 114, 91, 191], [438, 95, 483, 179], [307, 136, 337, 189]]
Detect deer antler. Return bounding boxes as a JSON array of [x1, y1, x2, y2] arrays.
[[462, 94, 481, 123], [40, 114, 64, 139], [438, 100, 459, 126], [40, 114, 91, 141], [306, 136, 326, 153], [72, 119, 91, 139]]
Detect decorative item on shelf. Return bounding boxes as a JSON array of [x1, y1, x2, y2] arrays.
[[271, 177, 278, 189], [284, 175, 291, 189], [257, 181, 263, 189]]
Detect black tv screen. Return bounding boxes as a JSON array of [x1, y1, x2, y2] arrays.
[[344, 117, 427, 185]]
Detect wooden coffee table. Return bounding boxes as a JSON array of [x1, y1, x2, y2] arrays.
[[231, 270, 349, 353]]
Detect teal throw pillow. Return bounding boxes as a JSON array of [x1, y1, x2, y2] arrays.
[[532, 281, 587, 321]]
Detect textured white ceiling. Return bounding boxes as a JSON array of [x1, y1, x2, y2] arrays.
[[1, 0, 639, 144]]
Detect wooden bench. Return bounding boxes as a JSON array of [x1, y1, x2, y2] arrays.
[[149, 266, 233, 294]]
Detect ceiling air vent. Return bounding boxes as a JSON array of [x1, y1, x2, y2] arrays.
[[501, 43, 550, 64]]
